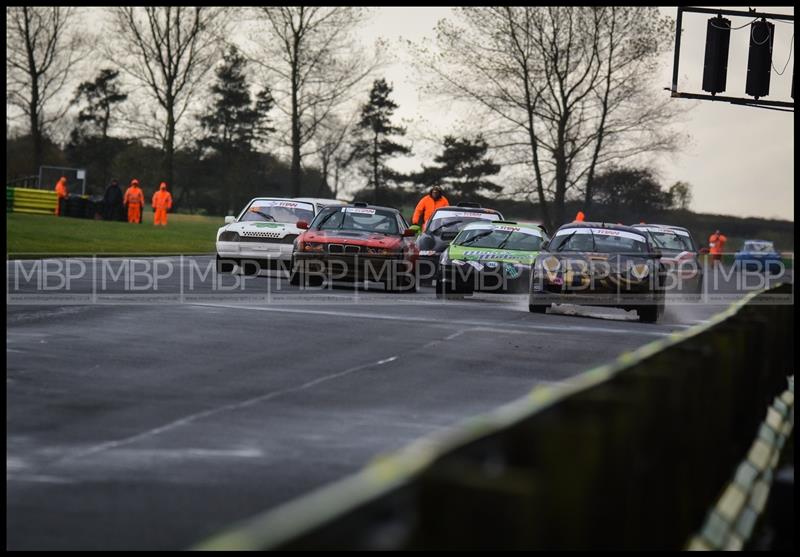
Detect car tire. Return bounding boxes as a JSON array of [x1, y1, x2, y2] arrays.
[[435, 274, 465, 299], [216, 255, 235, 274]]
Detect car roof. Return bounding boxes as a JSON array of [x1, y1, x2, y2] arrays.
[[247, 197, 314, 205], [461, 220, 544, 233], [632, 223, 690, 233], [293, 197, 348, 205], [432, 206, 499, 215], [336, 203, 402, 214], [743, 239, 773, 244], [557, 221, 645, 235]]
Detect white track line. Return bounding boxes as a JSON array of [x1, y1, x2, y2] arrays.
[[59, 355, 399, 463]]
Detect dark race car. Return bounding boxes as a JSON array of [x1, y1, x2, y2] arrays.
[[415, 204, 503, 283], [631, 223, 704, 298], [291, 203, 419, 291], [529, 222, 666, 323]]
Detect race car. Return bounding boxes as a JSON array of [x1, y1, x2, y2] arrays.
[[529, 222, 666, 323], [631, 223, 703, 296], [416, 204, 503, 282], [216, 197, 344, 275], [437, 220, 548, 297], [734, 239, 783, 273], [291, 202, 419, 291]]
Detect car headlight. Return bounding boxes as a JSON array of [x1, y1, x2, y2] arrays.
[[440, 250, 450, 265], [541, 256, 560, 273], [419, 250, 438, 256], [303, 242, 326, 253], [218, 231, 240, 242]]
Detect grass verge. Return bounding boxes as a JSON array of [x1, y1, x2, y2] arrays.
[[7, 212, 223, 258]]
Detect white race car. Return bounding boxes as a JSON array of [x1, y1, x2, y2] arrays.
[[216, 197, 345, 275]]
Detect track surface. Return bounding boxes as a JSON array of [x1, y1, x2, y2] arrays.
[[6, 256, 790, 550]]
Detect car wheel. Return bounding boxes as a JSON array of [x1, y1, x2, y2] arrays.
[[216, 254, 235, 274], [289, 261, 301, 286]]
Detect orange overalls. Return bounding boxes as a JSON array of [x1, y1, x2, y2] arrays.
[[54, 177, 68, 216], [124, 181, 145, 224], [151, 183, 173, 226], [708, 232, 727, 263], [412, 194, 449, 231]]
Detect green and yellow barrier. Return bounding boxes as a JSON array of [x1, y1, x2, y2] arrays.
[[6, 187, 58, 215]]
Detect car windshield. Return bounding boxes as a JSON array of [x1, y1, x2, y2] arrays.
[[456, 228, 544, 251], [744, 241, 775, 252], [314, 207, 400, 235], [240, 200, 314, 224], [428, 211, 500, 233], [550, 228, 648, 254], [646, 230, 694, 252]]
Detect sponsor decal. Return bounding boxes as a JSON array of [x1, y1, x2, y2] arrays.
[[343, 207, 376, 215], [503, 265, 520, 279], [555, 227, 646, 243], [251, 223, 284, 228], [637, 226, 690, 237], [438, 211, 495, 219], [251, 200, 311, 209], [462, 250, 522, 260]]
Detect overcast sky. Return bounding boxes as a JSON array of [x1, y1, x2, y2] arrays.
[[359, 6, 795, 221]]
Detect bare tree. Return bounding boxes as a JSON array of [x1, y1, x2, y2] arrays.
[[242, 7, 382, 196], [412, 7, 684, 229], [312, 112, 359, 198], [107, 7, 227, 188], [6, 7, 85, 175]]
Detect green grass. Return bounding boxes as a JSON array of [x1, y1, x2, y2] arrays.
[[7, 212, 224, 257]]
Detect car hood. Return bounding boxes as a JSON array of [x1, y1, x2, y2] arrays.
[[448, 244, 538, 264], [302, 229, 404, 249]]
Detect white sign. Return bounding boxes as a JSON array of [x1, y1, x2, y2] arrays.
[[76, 170, 86, 180]]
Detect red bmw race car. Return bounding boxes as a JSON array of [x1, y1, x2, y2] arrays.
[[291, 203, 419, 291]]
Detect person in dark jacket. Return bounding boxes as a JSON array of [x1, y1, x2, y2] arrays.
[[103, 179, 124, 221]]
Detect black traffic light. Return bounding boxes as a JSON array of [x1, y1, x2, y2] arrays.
[[745, 19, 774, 99], [702, 16, 731, 94]]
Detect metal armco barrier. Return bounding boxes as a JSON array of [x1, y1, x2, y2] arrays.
[[7, 187, 57, 215], [194, 284, 793, 551]]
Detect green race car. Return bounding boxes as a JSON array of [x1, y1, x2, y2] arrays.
[[436, 220, 548, 297]]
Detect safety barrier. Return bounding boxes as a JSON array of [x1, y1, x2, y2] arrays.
[[687, 376, 794, 550], [7, 187, 57, 215], [194, 283, 793, 550]]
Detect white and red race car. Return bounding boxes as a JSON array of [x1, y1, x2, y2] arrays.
[[216, 197, 346, 275]]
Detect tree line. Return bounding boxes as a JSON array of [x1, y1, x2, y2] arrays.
[[7, 6, 688, 225]]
